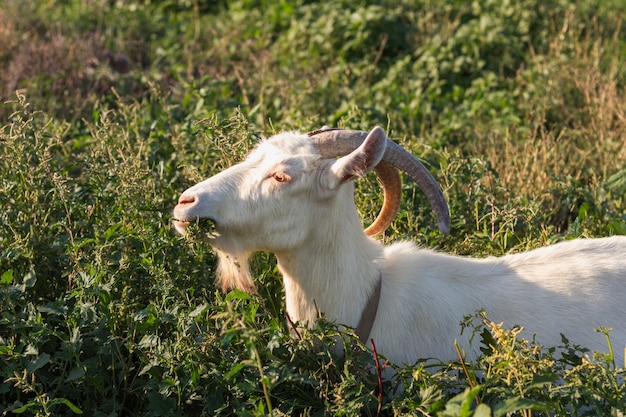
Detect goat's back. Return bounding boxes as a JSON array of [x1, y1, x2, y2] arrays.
[[372, 236, 626, 365]]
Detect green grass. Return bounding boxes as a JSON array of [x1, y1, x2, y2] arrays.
[[1, 0, 625, 415]]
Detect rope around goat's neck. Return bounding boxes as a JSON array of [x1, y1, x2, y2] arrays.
[[354, 272, 382, 343]]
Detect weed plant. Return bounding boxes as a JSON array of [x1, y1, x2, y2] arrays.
[[1, 0, 625, 415]]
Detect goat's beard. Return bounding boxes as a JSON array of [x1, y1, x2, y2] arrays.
[[215, 248, 257, 293]]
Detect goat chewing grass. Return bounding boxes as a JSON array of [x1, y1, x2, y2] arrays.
[[174, 126, 626, 366]]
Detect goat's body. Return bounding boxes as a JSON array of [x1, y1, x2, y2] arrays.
[[277, 220, 626, 365], [373, 237, 626, 364], [174, 128, 626, 367]]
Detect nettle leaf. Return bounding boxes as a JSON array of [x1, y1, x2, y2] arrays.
[[139, 334, 158, 348], [530, 373, 559, 388], [189, 303, 208, 318], [493, 397, 550, 416], [67, 366, 86, 382], [442, 386, 484, 417], [27, 353, 50, 373]]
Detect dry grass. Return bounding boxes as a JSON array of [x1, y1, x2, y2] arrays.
[[478, 12, 625, 206]]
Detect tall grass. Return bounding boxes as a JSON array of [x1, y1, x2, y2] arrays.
[[1, 0, 625, 415]]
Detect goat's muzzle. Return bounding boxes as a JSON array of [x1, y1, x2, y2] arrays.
[[172, 193, 197, 233]]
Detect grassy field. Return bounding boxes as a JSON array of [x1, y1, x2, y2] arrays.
[[1, 0, 625, 415]]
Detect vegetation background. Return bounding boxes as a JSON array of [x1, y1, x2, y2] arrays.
[[1, 0, 625, 415]]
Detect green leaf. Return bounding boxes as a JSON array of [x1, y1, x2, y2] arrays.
[[1, 269, 13, 285], [104, 223, 123, 240], [442, 386, 483, 417], [474, 404, 492, 417], [529, 373, 559, 388], [37, 302, 68, 315], [479, 327, 497, 355], [605, 168, 626, 191], [225, 289, 252, 301], [493, 397, 549, 417], [27, 353, 50, 372], [10, 402, 32, 414], [23, 266, 36, 288], [189, 303, 208, 318], [225, 362, 248, 379], [67, 366, 86, 382], [138, 334, 158, 348], [57, 398, 83, 414]]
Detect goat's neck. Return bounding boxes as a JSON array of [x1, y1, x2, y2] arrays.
[[275, 198, 383, 329]]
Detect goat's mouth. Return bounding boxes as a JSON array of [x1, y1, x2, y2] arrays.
[[173, 217, 219, 238], [172, 219, 190, 234]]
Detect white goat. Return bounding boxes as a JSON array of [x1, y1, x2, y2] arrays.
[[173, 126, 626, 366]]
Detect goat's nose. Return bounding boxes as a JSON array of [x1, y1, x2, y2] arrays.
[[177, 194, 196, 206]]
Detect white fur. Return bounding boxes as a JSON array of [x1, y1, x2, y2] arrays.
[[174, 131, 626, 366]]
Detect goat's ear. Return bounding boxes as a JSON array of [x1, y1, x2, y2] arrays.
[[323, 126, 388, 190]]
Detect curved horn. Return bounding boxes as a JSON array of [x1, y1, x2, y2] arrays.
[[309, 128, 401, 236], [308, 127, 450, 235], [364, 162, 402, 236]]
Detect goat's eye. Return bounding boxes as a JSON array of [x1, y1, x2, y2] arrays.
[[272, 172, 289, 183]]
